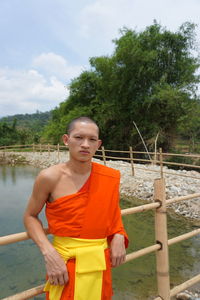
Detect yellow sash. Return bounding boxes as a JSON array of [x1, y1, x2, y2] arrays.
[[44, 236, 108, 300]]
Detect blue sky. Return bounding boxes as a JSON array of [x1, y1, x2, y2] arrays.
[[0, 0, 200, 117]]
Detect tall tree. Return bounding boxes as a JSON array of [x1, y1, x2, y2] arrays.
[[43, 22, 200, 151]]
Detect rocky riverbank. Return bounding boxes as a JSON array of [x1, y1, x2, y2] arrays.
[[1, 151, 200, 222]]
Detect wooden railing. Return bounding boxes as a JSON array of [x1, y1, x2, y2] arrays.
[[0, 179, 199, 300], [0, 144, 200, 180]]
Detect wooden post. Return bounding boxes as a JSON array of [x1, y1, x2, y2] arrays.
[[153, 132, 159, 165], [101, 146, 106, 165], [154, 178, 170, 300], [159, 148, 163, 178], [129, 146, 135, 176], [48, 143, 50, 157], [39, 143, 42, 155], [32, 143, 35, 153], [3, 145, 6, 157], [57, 143, 60, 161], [154, 149, 157, 165]]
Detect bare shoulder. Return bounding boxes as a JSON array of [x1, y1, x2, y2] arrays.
[[36, 163, 65, 185]]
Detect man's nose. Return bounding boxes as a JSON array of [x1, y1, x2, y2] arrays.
[[81, 138, 90, 147]]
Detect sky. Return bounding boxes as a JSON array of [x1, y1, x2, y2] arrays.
[[0, 0, 200, 118]]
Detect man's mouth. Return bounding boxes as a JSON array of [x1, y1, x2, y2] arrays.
[[80, 151, 90, 154]]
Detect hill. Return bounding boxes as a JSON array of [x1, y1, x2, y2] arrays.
[[0, 111, 52, 145], [0, 110, 51, 132]]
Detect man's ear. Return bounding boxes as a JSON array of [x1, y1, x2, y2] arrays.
[[62, 134, 69, 145], [97, 139, 102, 149]]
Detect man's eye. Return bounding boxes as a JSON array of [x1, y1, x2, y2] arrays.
[[75, 136, 82, 139], [91, 138, 97, 141]]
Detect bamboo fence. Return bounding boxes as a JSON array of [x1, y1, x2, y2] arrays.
[[0, 143, 200, 180], [0, 182, 200, 299]]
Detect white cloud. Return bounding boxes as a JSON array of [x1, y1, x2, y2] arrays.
[[32, 52, 84, 81], [0, 52, 85, 117], [0, 66, 68, 117]]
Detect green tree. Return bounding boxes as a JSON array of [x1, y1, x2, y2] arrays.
[[42, 22, 200, 151]]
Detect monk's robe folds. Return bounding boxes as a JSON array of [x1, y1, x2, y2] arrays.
[[45, 162, 129, 300]]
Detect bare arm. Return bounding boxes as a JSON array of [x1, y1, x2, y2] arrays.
[[110, 233, 126, 268], [23, 170, 68, 286]]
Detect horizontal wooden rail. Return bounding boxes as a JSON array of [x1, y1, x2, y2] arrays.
[[168, 228, 200, 246], [134, 166, 200, 180], [162, 160, 200, 170], [1, 145, 200, 176], [96, 149, 200, 159], [154, 274, 200, 300], [125, 243, 161, 262], [161, 170, 200, 180], [170, 273, 200, 297], [1, 144, 200, 158], [94, 155, 200, 171], [1, 284, 45, 300], [166, 193, 200, 205], [0, 228, 49, 246], [0, 144, 32, 149], [100, 149, 131, 153], [121, 202, 160, 215], [162, 152, 200, 159]]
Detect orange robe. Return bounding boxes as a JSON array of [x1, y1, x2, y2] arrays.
[[45, 162, 128, 300]]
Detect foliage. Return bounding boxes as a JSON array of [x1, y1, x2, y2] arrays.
[[0, 111, 51, 146], [43, 22, 200, 150]]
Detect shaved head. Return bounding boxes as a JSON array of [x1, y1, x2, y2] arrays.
[[66, 116, 99, 135]]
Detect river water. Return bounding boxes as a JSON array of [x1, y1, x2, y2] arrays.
[[0, 165, 199, 299]]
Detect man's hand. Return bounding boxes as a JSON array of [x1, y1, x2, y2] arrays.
[[110, 233, 126, 268], [43, 247, 69, 286]]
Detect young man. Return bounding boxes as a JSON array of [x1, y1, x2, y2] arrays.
[[24, 116, 128, 300]]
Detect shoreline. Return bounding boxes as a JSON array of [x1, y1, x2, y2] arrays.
[[0, 151, 200, 222]]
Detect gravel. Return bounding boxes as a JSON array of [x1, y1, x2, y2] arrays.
[[1, 151, 200, 221]]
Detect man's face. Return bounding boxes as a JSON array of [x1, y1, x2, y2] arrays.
[[63, 121, 102, 162]]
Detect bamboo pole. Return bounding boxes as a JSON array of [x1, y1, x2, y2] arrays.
[[129, 146, 135, 176], [154, 132, 159, 165], [125, 243, 161, 262], [97, 149, 131, 153], [3, 145, 6, 157], [168, 228, 200, 246], [1, 284, 45, 300], [155, 274, 200, 299], [159, 148, 163, 178], [170, 274, 200, 297], [166, 193, 200, 205], [121, 202, 160, 216], [162, 160, 200, 170], [48, 143, 50, 157], [57, 143, 60, 161], [161, 170, 200, 180], [101, 146, 106, 165], [162, 152, 200, 159], [0, 228, 49, 246], [154, 178, 170, 300], [134, 165, 200, 180]]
